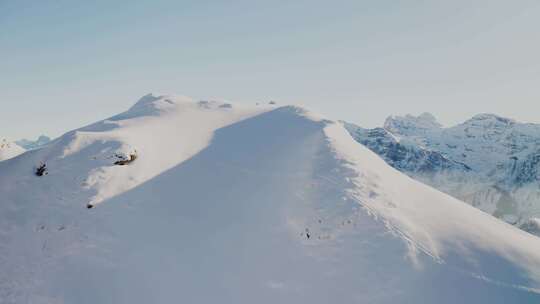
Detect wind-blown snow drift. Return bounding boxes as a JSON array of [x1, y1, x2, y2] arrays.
[[1, 95, 540, 303]]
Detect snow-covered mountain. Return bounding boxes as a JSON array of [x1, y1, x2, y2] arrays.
[[346, 113, 540, 234], [0, 138, 25, 161], [2, 95, 540, 303], [0, 136, 50, 162], [343, 125, 472, 175], [16, 135, 51, 150]]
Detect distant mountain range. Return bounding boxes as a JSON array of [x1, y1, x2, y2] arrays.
[[345, 113, 540, 234], [16, 135, 51, 150], [0, 135, 51, 162]]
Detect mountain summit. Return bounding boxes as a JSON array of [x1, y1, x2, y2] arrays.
[[384, 112, 442, 137], [2, 96, 540, 303]]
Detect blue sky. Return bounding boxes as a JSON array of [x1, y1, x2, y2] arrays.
[[1, 0, 539, 139]]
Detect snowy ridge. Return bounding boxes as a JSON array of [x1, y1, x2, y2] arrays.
[[2, 96, 540, 302], [1, 94, 271, 208]]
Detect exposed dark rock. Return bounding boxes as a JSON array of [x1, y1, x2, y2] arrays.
[[35, 163, 47, 176], [114, 151, 138, 166]]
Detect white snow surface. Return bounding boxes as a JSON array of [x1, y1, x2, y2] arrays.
[[0, 139, 25, 161], [13, 94, 269, 207], [2, 95, 540, 303]]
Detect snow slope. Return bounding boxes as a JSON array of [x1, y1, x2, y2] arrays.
[[2, 95, 540, 303], [0, 139, 25, 161]]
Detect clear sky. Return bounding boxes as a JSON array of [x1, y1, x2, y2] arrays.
[[1, 0, 539, 140]]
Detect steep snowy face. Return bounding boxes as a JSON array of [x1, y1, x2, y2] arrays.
[[0, 138, 25, 161], [348, 113, 540, 232], [3, 98, 540, 303]]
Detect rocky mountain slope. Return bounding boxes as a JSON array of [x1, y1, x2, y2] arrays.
[[346, 113, 540, 233], [2, 96, 540, 303]]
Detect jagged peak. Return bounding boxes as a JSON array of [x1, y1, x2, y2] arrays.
[[465, 113, 516, 125], [135, 92, 161, 105], [418, 112, 439, 123], [385, 112, 441, 125], [384, 112, 442, 135]]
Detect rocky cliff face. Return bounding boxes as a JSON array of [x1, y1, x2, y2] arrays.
[[345, 113, 540, 234]]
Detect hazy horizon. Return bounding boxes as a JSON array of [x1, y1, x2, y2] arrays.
[[7, 92, 539, 142], [2, 0, 540, 140]]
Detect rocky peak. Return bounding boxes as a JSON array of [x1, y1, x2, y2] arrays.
[[384, 112, 442, 136], [467, 113, 516, 125]]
